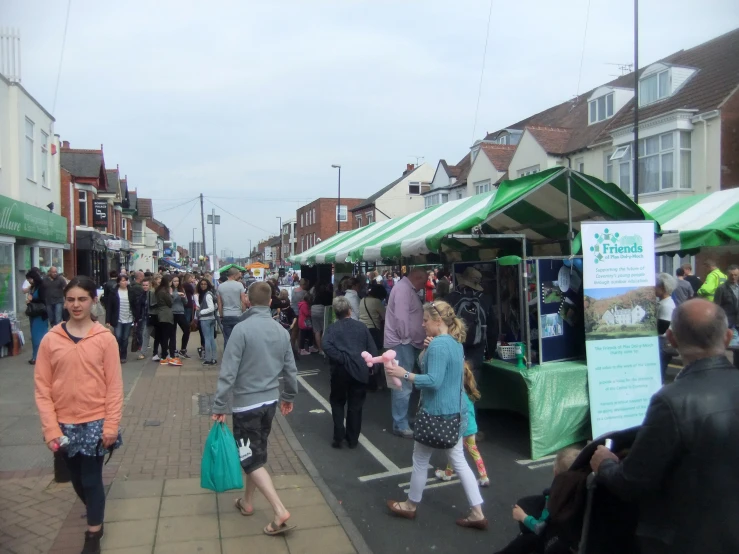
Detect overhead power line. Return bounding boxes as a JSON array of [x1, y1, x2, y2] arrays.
[[205, 199, 273, 235], [52, 0, 72, 114], [471, 0, 494, 142], [575, 0, 593, 99]]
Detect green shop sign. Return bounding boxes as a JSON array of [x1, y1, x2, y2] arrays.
[[0, 194, 67, 243]]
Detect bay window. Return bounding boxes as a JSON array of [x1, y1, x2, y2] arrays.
[[424, 192, 448, 209]]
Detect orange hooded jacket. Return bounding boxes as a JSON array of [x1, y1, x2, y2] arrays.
[[34, 322, 123, 443]]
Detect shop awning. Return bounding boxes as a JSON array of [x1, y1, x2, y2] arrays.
[[160, 258, 183, 269], [289, 167, 653, 264], [217, 263, 247, 273], [642, 189, 739, 254]]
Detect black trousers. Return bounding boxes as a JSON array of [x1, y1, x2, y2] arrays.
[[173, 313, 190, 351], [157, 322, 176, 358], [495, 533, 571, 554], [64, 454, 105, 526], [329, 368, 367, 446]]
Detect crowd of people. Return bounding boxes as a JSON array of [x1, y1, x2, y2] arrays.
[[24, 260, 739, 553]]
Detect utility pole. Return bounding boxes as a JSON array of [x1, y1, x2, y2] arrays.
[[633, 0, 640, 204], [207, 208, 220, 271], [200, 194, 206, 259]]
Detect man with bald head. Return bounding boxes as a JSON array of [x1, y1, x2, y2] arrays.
[[591, 299, 739, 554], [384, 267, 427, 438]]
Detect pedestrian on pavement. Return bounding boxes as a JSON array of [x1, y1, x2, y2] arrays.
[[100, 270, 118, 306], [311, 283, 333, 354], [297, 294, 314, 355], [148, 274, 162, 361], [197, 278, 218, 366], [155, 275, 180, 366], [713, 264, 739, 367], [323, 296, 377, 449], [104, 275, 139, 364], [136, 278, 152, 360], [425, 270, 436, 303], [212, 281, 299, 537], [343, 277, 362, 321], [680, 263, 702, 294], [170, 275, 191, 359], [34, 276, 123, 554], [697, 259, 726, 302], [656, 272, 678, 382], [590, 299, 739, 554], [434, 361, 489, 487], [25, 268, 49, 365], [385, 300, 487, 530], [217, 268, 247, 350], [290, 279, 309, 352], [384, 268, 426, 438], [673, 268, 694, 306], [42, 266, 66, 327], [359, 283, 387, 351]]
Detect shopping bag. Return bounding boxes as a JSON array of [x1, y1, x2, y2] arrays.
[[201, 422, 244, 492], [131, 325, 140, 353]]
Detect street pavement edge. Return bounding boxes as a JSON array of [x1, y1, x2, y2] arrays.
[[276, 411, 374, 554]]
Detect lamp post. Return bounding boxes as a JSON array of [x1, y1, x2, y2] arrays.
[[276, 217, 282, 266], [332, 164, 341, 233]]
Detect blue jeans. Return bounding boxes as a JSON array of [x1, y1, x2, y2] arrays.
[[391, 344, 420, 432], [221, 316, 241, 351], [200, 318, 217, 361], [47, 302, 63, 327], [114, 322, 133, 360]]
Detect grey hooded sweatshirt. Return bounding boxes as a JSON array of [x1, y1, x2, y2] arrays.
[[212, 306, 298, 413]]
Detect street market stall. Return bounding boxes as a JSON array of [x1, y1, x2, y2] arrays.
[[289, 167, 654, 458]]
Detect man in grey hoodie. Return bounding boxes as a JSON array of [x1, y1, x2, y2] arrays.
[[212, 281, 299, 536]]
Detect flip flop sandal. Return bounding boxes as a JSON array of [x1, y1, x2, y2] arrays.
[[455, 516, 488, 530], [386, 500, 417, 520], [234, 498, 254, 516], [263, 521, 296, 536]]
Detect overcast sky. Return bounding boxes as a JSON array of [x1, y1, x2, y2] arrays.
[[5, 1, 739, 257]]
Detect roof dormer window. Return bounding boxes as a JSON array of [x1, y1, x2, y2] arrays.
[[640, 69, 669, 106], [589, 92, 614, 124], [495, 134, 509, 145]]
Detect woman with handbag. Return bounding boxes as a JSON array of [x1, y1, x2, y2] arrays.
[[25, 269, 49, 365], [104, 275, 139, 364], [384, 300, 487, 530], [34, 276, 123, 554], [155, 276, 179, 366], [171, 275, 191, 359]]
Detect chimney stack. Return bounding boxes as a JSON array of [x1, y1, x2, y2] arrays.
[[405, 163, 414, 174], [62, 140, 70, 149], [0, 28, 22, 82]]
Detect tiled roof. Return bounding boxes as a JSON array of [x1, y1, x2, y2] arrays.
[[479, 143, 516, 171], [137, 198, 153, 218], [525, 126, 574, 155], [60, 149, 105, 180], [106, 169, 120, 194], [451, 152, 472, 184], [352, 165, 423, 212], [128, 190, 138, 211], [484, 27, 739, 155]]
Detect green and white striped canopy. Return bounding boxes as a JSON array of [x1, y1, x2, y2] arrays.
[[642, 188, 739, 254], [289, 167, 651, 265]]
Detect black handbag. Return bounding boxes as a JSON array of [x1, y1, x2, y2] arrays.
[[413, 410, 461, 449], [147, 314, 158, 326], [25, 302, 47, 318]]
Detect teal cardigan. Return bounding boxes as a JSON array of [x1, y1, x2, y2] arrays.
[[414, 335, 465, 417]]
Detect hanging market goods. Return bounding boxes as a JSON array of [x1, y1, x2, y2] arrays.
[[360, 350, 402, 390], [497, 255, 522, 266], [289, 168, 653, 265], [642, 188, 739, 253]]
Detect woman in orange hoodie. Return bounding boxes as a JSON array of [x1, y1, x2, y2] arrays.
[[34, 276, 123, 554]]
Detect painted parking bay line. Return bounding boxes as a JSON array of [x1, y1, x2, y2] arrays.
[[516, 454, 555, 470]]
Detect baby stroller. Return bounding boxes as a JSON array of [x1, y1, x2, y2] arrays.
[[570, 426, 641, 554]]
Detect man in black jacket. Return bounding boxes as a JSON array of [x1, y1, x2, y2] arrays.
[[322, 295, 378, 449], [590, 299, 739, 554]]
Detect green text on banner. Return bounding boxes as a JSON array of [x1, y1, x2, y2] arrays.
[[581, 221, 662, 438]]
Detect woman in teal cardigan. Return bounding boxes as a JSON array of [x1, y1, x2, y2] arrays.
[[385, 300, 487, 530]]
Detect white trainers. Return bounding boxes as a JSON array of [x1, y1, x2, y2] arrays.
[[478, 477, 490, 487], [299, 349, 310, 356], [152, 354, 161, 362], [309, 346, 319, 353], [435, 469, 453, 482]]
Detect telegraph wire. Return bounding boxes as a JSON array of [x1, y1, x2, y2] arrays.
[[52, 0, 72, 115], [471, 0, 494, 142]]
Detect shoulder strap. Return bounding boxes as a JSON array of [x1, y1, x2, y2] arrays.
[[363, 298, 378, 328]]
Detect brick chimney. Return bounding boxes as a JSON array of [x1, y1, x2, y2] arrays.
[[405, 163, 415, 174], [62, 140, 70, 149]]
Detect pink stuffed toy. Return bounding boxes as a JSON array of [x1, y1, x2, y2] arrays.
[[361, 350, 403, 390]]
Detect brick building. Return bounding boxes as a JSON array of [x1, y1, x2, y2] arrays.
[[296, 197, 363, 254]]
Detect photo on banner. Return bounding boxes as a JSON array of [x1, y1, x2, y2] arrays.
[[581, 221, 662, 439]]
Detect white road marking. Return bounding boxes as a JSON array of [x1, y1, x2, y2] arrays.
[[515, 454, 556, 465], [527, 461, 555, 470], [297, 375, 402, 475], [403, 480, 459, 494], [398, 475, 458, 488]]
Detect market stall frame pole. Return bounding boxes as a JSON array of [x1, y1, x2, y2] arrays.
[[446, 233, 530, 367], [566, 171, 575, 255]]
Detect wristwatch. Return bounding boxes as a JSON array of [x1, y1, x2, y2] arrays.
[[403, 372, 410, 380]]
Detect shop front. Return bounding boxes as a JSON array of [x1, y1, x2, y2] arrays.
[[0, 194, 68, 316], [76, 229, 107, 286]]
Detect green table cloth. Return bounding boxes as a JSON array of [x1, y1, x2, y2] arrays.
[[478, 359, 591, 459]]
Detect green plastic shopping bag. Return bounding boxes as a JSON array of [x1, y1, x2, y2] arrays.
[[201, 422, 244, 492]]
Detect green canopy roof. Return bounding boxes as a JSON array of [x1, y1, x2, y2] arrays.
[[289, 167, 653, 265], [642, 188, 739, 254], [217, 263, 247, 273]]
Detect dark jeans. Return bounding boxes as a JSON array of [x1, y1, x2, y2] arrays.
[[174, 313, 190, 351], [157, 321, 176, 358], [114, 322, 132, 360], [64, 454, 105, 526], [221, 316, 241, 350], [299, 328, 313, 350], [330, 368, 367, 446], [47, 302, 64, 327]]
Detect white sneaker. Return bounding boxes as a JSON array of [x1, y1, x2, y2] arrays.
[[435, 469, 453, 482], [152, 355, 161, 362], [309, 346, 319, 353], [478, 477, 490, 487], [300, 349, 311, 356]]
